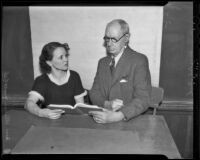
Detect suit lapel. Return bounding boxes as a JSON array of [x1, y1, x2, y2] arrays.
[[104, 56, 113, 96], [111, 47, 130, 87], [106, 57, 113, 81]]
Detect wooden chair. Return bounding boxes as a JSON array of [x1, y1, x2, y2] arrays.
[[149, 86, 164, 115]]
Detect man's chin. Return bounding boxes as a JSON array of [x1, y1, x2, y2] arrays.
[[108, 50, 114, 53], [61, 68, 68, 71], [107, 50, 115, 55]]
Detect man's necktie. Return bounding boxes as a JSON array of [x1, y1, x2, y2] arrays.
[[110, 57, 115, 75]]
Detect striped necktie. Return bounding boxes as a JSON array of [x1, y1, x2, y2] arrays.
[[110, 57, 115, 75]]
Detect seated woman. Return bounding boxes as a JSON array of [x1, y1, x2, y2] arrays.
[[24, 42, 87, 119]]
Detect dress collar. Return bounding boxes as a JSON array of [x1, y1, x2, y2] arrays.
[[47, 69, 70, 86]]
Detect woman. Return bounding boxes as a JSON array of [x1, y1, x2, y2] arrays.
[[24, 42, 87, 119]]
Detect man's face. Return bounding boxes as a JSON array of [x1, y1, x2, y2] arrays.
[[104, 23, 127, 56]]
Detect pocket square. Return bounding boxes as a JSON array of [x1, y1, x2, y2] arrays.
[[120, 79, 128, 83]]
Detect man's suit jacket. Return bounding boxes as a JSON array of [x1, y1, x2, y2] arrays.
[[89, 46, 152, 120]]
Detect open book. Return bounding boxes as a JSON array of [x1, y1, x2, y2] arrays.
[[47, 103, 103, 114]]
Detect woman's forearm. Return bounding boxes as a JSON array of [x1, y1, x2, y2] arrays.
[[24, 99, 43, 117]]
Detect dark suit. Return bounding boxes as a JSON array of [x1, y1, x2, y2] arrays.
[[89, 46, 152, 120]]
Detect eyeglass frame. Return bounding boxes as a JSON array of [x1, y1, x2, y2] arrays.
[[103, 33, 128, 43]]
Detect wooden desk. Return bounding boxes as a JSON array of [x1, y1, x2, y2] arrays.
[[2, 109, 181, 158]]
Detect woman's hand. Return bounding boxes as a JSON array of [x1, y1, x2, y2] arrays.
[[39, 108, 65, 119]]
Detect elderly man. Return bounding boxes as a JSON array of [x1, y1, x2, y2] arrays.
[[89, 19, 152, 123]]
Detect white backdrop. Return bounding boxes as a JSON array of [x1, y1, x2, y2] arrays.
[[29, 6, 163, 89]]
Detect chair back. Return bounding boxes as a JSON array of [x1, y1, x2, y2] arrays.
[[150, 86, 164, 115]]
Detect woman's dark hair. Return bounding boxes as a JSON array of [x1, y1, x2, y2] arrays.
[[39, 42, 70, 74]]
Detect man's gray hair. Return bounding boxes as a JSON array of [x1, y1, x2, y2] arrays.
[[109, 19, 130, 34]]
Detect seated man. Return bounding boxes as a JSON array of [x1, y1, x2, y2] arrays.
[[89, 19, 152, 123]]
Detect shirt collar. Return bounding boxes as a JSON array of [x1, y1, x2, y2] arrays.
[[111, 45, 127, 67]]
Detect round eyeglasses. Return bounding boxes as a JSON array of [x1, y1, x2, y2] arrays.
[[103, 33, 127, 43]]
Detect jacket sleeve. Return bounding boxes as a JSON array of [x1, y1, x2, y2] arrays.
[[89, 60, 107, 107], [121, 55, 152, 121]]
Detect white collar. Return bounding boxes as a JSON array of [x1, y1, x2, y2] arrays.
[[47, 69, 70, 86], [111, 45, 126, 67]]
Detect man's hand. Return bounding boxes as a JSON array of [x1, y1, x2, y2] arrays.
[[104, 99, 124, 111], [88, 110, 125, 123], [39, 108, 65, 119]]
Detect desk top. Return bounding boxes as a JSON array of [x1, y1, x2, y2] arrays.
[[2, 109, 181, 158]]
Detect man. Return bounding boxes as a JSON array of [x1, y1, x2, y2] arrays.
[[89, 19, 152, 123]]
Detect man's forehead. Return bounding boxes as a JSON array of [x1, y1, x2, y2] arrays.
[[105, 23, 122, 36]]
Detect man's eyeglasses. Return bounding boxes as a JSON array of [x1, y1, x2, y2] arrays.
[[103, 33, 127, 43]]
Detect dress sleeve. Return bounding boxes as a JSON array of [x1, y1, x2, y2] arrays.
[[73, 72, 85, 97], [29, 76, 46, 101]]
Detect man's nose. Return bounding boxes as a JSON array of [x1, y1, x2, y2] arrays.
[[107, 39, 112, 46]]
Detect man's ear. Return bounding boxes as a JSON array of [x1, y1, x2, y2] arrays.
[[46, 61, 52, 67], [125, 33, 130, 43]]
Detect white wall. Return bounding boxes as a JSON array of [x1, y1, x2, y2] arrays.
[[29, 6, 163, 89]]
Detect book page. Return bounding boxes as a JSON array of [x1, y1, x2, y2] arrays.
[[47, 103, 103, 115], [73, 103, 103, 114], [48, 104, 73, 109], [74, 103, 101, 109]]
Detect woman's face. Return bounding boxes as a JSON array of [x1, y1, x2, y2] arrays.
[[48, 47, 69, 71]]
